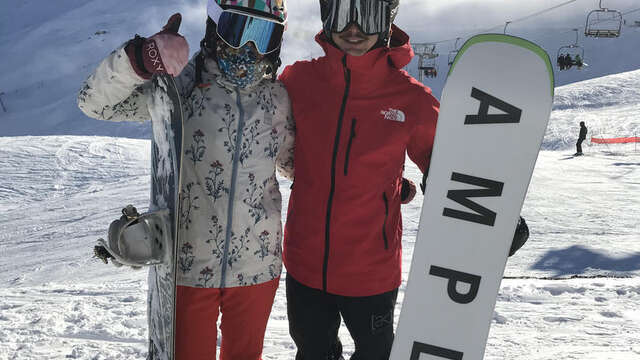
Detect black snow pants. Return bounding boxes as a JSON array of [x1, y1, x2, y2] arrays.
[[576, 137, 585, 154], [286, 274, 398, 360]]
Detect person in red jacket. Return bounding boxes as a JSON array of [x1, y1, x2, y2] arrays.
[[279, 1, 433, 358], [279, 1, 527, 359]]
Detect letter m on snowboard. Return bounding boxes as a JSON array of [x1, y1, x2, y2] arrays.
[[442, 172, 504, 226]]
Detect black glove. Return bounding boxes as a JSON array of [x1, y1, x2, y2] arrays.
[[400, 178, 417, 204], [508, 216, 529, 257]]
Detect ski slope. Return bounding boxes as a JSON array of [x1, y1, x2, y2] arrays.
[[1, 70, 640, 359], [1, 0, 639, 137]]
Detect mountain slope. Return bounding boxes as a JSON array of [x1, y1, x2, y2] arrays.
[[1, 0, 639, 137], [544, 68, 640, 150]]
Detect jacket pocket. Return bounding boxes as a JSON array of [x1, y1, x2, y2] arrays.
[[382, 192, 389, 250], [343, 118, 357, 176]]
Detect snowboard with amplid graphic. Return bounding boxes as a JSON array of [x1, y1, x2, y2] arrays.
[[391, 34, 554, 360]]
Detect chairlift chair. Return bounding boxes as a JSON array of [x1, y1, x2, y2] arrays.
[[585, 0, 623, 38], [413, 43, 440, 81], [557, 29, 586, 71], [419, 58, 438, 79], [556, 45, 585, 70]]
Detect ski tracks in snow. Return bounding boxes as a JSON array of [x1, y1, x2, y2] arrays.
[[1, 137, 640, 359]]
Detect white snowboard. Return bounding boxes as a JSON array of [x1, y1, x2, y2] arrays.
[[391, 34, 554, 360]]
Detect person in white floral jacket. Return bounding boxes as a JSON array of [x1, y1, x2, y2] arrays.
[[77, 1, 294, 358]]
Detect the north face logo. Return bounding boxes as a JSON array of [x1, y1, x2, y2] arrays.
[[380, 108, 406, 122]]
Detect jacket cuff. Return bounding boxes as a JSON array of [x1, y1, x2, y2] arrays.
[[125, 35, 152, 80]]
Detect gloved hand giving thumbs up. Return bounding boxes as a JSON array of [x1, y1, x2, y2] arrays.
[[125, 13, 189, 79]]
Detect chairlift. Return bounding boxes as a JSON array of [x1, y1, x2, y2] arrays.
[[413, 43, 440, 81], [585, 0, 623, 38], [448, 37, 461, 67], [557, 29, 586, 71], [420, 58, 438, 79]]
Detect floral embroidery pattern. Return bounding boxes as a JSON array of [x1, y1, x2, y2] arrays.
[[227, 228, 250, 269], [243, 173, 268, 224], [272, 229, 282, 258], [205, 160, 227, 203], [187, 83, 212, 118], [238, 120, 261, 165], [185, 129, 206, 166], [198, 266, 215, 287], [218, 103, 262, 165], [179, 182, 199, 230], [237, 272, 264, 286], [85, 86, 144, 121], [264, 128, 279, 160], [219, 103, 238, 156], [207, 216, 225, 264], [277, 116, 295, 175], [179, 242, 195, 274], [254, 230, 271, 261], [256, 85, 277, 115]]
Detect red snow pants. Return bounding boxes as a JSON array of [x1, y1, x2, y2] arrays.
[[175, 277, 279, 360]]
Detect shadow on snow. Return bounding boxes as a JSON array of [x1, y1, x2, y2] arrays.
[[530, 245, 640, 276]]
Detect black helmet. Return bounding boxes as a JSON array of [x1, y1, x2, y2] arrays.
[[319, 0, 399, 45]]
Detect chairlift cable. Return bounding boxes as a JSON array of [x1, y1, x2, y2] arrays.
[[421, 2, 639, 48], [476, 0, 580, 34], [419, 0, 582, 46]]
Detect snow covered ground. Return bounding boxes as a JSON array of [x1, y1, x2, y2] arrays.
[[1, 69, 639, 359]]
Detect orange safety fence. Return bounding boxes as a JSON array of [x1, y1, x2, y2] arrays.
[[591, 137, 640, 144]]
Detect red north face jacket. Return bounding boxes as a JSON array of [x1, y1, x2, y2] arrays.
[[279, 26, 440, 296]]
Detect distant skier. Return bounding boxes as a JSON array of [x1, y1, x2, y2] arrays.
[[576, 121, 588, 155]]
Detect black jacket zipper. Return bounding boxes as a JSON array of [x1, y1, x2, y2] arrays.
[[382, 193, 389, 250], [343, 118, 357, 176], [323, 56, 351, 292]]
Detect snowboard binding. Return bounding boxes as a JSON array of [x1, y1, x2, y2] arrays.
[[94, 205, 171, 267]]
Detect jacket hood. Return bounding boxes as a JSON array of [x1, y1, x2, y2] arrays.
[[315, 24, 414, 72]]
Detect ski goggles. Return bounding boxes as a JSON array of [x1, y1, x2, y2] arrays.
[[324, 0, 392, 35], [207, 0, 285, 55]]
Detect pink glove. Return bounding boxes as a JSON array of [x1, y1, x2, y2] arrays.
[[401, 178, 417, 204], [125, 13, 189, 79]]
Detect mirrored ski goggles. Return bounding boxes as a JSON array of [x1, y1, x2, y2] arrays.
[[207, 2, 285, 54], [325, 0, 392, 35]]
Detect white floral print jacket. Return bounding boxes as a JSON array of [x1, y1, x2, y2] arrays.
[[78, 45, 295, 289]]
